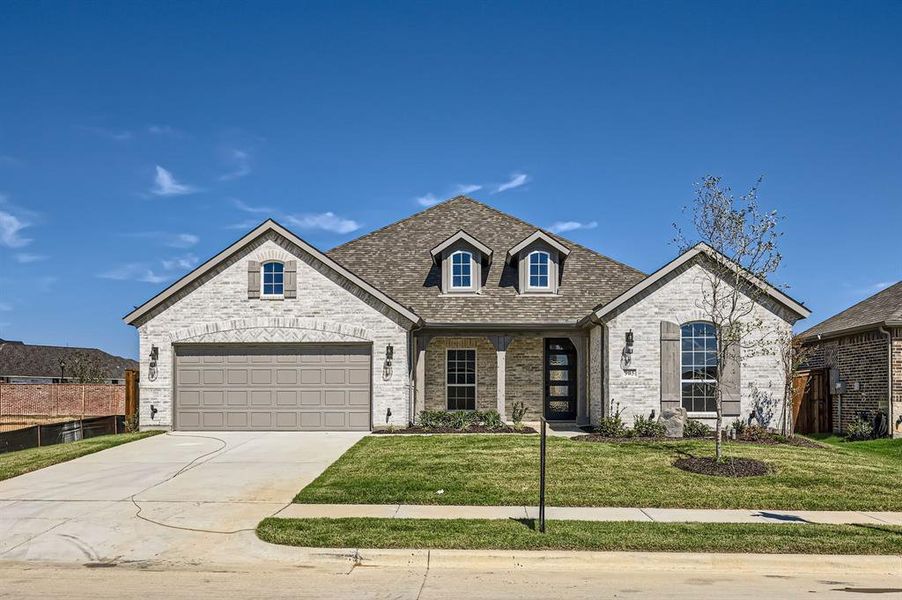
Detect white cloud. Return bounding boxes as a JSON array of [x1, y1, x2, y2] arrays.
[[219, 149, 252, 181], [853, 281, 895, 296], [99, 252, 199, 284], [125, 231, 199, 248], [151, 165, 199, 196], [81, 125, 133, 141], [232, 198, 274, 214], [0, 210, 31, 248], [0, 302, 11, 311], [416, 193, 440, 207], [495, 172, 530, 193], [454, 184, 482, 195], [15, 253, 47, 263], [285, 212, 360, 234], [147, 124, 183, 136], [225, 219, 261, 230], [548, 220, 598, 234], [161, 253, 199, 271]]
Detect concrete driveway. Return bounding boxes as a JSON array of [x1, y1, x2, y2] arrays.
[[0, 431, 365, 565]]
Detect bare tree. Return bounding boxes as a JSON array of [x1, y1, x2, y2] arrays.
[[65, 352, 108, 384], [674, 176, 784, 461]]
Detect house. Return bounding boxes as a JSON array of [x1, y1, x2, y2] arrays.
[[124, 196, 810, 432], [0, 339, 138, 384], [798, 282, 902, 438]]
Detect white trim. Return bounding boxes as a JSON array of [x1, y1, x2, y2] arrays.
[[449, 250, 476, 291], [526, 250, 551, 290], [260, 260, 285, 299], [591, 243, 811, 321], [430, 230, 492, 262], [445, 346, 477, 410], [123, 219, 421, 326], [506, 230, 571, 262]]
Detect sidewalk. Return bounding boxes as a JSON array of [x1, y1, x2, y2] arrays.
[[277, 504, 902, 525]]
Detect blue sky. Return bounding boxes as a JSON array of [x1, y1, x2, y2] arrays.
[[0, 1, 900, 359]]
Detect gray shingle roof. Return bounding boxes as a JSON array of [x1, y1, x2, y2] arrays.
[[327, 196, 646, 325], [799, 281, 902, 339], [0, 340, 138, 380]]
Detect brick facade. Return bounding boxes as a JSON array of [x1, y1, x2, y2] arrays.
[[505, 337, 543, 421], [133, 233, 411, 430], [804, 329, 894, 434], [893, 334, 902, 437]]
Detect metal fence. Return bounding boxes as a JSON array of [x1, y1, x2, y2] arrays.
[[0, 415, 126, 454]]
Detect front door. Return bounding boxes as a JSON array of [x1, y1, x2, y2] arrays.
[[544, 338, 577, 420]]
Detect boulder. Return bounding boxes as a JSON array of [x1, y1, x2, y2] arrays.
[[660, 407, 687, 438]]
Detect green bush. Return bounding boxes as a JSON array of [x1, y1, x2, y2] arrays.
[[684, 418, 712, 438], [595, 403, 626, 437], [632, 414, 666, 438], [845, 417, 874, 441], [511, 401, 528, 426], [417, 410, 505, 431], [480, 410, 504, 430], [730, 418, 747, 437]]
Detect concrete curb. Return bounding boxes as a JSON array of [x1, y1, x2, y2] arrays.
[[346, 548, 902, 575]]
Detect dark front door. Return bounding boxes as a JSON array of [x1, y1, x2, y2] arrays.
[[545, 338, 577, 420]]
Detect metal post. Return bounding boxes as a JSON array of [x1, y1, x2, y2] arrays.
[[539, 417, 546, 533]]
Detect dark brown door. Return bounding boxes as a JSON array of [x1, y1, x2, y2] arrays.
[[545, 338, 577, 420], [793, 369, 831, 434]]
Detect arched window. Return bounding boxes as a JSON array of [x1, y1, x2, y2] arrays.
[[528, 250, 550, 289], [681, 322, 717, 413], [450, 250, 473, 289], [261, 261, 284, 297]]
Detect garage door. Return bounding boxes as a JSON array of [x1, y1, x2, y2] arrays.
[[173, 344, 371, 431]]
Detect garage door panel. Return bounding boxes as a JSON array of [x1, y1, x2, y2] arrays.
[[175, 344, 371, 431]]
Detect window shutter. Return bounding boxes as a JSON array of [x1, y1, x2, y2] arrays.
[[660, 321, 681, 412], [721, 341, 741, 416], [284, 260, 297, 299], [248, 260, 260, 299]]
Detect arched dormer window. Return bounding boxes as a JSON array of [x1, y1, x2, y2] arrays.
[[261, 261, 284, 298], [527, 250, 550, 289], [450, 250, 473, 290], [680, 322, 717, 413]]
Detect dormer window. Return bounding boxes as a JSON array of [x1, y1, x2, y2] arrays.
[[450, 251, 473, 289], [262, 261, 284, 298], [528, 251, 550, 289]]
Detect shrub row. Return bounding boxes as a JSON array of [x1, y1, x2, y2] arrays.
[[417, 409, 505, 430]]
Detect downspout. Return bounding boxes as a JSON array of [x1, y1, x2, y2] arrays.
[[878, 325, 894, 438]]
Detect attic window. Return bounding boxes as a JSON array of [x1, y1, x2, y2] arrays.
[[450, 251, 473, 289], [262, 261, 284, 297], [528, 251, 550, 289]]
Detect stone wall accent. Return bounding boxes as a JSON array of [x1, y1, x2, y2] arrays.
[[600, 258, 795, 428], [804, 330, 890, 434], [424, 337, 497, 412], [135, 234, 411, 430], [505, 336, 543, 421], [589, 325, 603, 424]]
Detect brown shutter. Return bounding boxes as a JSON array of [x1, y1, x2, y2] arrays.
[[248, 260, 260, 299], [284, 260, 297, 299], [660, 321, 681, 412], [720, 340, 741, 416]]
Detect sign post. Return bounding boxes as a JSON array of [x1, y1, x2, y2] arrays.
[[539, 416, 546, 533]]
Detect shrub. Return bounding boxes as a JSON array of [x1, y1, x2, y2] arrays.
[[730, 418, 747, 437], [417, 410, 448, 429], [845, 417, 874, 441], [417, 410, 504, 430], [632, 414, 666, 438], [738, 424, 771, 442], [684, 418, 712, 438], [595, 403, 626, 437], [511, 401, 528, 426], [480, 410, 504, 430]]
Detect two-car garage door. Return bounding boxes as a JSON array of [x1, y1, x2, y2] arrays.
[[174, 344, 371, 431]]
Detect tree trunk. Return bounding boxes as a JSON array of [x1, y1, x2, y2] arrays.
[[715, 398, 723, 461]]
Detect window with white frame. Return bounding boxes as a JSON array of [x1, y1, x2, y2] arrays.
[[450, 250, 473, 289], [528, 250, 550, 289], [446, 349, 476, 410], [681, 322, 718, 413], [261, 261, 284, 297]]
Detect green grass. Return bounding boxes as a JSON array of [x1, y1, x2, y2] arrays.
[[806, 434, 902, 462], [0, 431, 162, 481], [295, 435, 902, 510], [257, 517, 902, 555]]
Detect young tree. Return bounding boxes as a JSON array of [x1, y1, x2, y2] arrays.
[[674, 176, 784, 461], [777, 331, 814, 437]]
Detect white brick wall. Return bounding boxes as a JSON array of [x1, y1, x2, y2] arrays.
[[134, 233, 411, 430], [598, 259, 794, 428]]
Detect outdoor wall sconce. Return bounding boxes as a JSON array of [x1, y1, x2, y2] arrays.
[[625, 330, 634, 347]]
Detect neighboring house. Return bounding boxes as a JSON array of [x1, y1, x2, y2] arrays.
[[0, 339, 138, 384], [798, 282, 902, 438], [124, 196, 810, 432]]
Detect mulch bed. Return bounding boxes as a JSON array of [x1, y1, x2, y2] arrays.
[[374, 425, 537, 435], [571, 434, 674, 443], [673, 456, 770, 478], [571, 433, 823, 449]]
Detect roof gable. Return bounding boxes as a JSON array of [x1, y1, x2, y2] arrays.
[[327, 196, 646, 325], [430, 230, 493, 263], [800, 280, 902, 340], [123, 220, 421, 326], [506, 230, 571, 262]]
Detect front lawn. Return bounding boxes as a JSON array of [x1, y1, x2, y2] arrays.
[[0, 431, 162, 481], [295, 435, 902, 510], [806, 434, 902, 462], [258, 517, 902, 554]]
